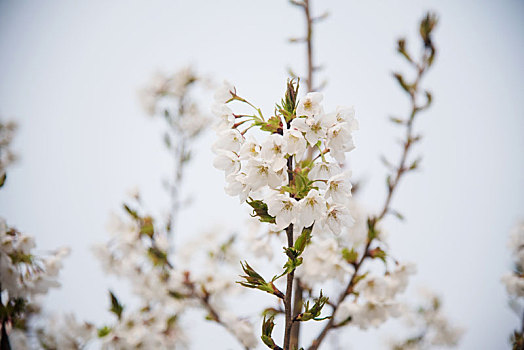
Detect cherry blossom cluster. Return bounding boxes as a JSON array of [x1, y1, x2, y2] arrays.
[[35, 314, 95, 350], [139, 66, 209, 138], [212, 80, 358, 235], [502, 221, 524, 348], [0, 219, 69, 301], [0, 120, 71, 349], [502, 221, 524, 297], [93, 195, 257, 349], [334, 262, 416, 329], [0, 120, 17, 183], [391, 290, 464, 350]]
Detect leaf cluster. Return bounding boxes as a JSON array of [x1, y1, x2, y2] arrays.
[[237, 261, 284, 299]]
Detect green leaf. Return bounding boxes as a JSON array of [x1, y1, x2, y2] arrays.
[[296, 290, 329, 322], [260, 116, 283, 134], [237, 261, 284, 299], [147, 246, 168, 266], [247, 199, 276, 224], [342, 247, 359, 264], [294, 227, 312, 255], [97, 326, 111, 338], [393, 73, 412, 94], [109, 291, 124, 320], [278, 79, 300, 123], [123, 203, 139, 220], [140, 217, 155, 237], [261, 315, 277, 348]]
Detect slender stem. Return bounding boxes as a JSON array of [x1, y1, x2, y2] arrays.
[[289, 281, 303, 349], [304, 0, 313, 92], [287, 1, 316, 347], [283, 223, 295, 350], [283, 155, 296, 350], [308, 238, 371, 350], [183, 277, 251, 350], [167, 94, 188, 240], [308, 57, 431, 350]]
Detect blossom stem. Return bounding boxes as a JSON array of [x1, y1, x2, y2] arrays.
[[290, 280, 304, 349], [283, 155, 296, 350], [283, 223, 295, 350]]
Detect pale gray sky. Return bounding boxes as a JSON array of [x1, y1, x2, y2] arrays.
[[0, 0, 523, 349]]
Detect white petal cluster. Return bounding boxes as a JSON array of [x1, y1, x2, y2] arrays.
[[0, 218, 69, 300], [36, 314, 95, 350], [392, 289, 464, 349], [139, 67, 196, 115], [296, 235, 353, 287], [334, 263, 416, 330], [139, 67, 209, 138], [503, 221, 524, 297], [0, 120, 17, 179], [335, 301, 401, 330], [99, 306, 185, 350], [212, 85, 358, 236], [221, 313, 258, 349]]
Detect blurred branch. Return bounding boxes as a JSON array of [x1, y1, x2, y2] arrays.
[[308, 12, 439, 350]]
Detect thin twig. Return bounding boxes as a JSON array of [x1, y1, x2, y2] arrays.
[[308, 47, 433, 350]]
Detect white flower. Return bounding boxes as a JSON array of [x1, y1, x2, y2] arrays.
[[386, 262, 417, 297], [222, 313, 258, 349], [213, 150, 240, 176], [334, 105, 358, 131], [291, 116, 328, 146], [327, 122, 354, 152], [508, 221, 524, 267], [502, 273, 524, 297], [325, 172, 352, 205], [283, 127, 307, 157], [238, 136, 261, 160], [355, 275, 390, 303], [214, 81, 235, 104], [334, 300, 360, 324], [335, 301, 400, 330], [298, 189, 326, 228], [212, 129, 243, 154], [261, 134, 287, 161], [309, 161, 341, 182], [296, 92, 323, 118], [323, 204, 354, 235], [266, 191, 298, 230], [212, 103, 235, 131], [225, 173, 251, 203], [297, 235, 352, 287], [245, 158, 284, 191]]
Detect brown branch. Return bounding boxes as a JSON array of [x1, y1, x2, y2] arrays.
[[304, 0, 313, 92], [289, 281, 303, 349], [307, 37, 435, 350], [182, 275, 251, 350], [283, 223, 295, 350]]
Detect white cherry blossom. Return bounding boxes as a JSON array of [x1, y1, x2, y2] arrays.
[[213, 150, 240, 176], [266, 191, 299, 230], [298, 189, 326, 228], [325, 172, 353, 205], [212, 128, 243, 154], [283, 127, 307, 157], [296, 92, 323, 118]]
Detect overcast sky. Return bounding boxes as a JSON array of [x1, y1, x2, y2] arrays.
[[0, 0, 523, 349]]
